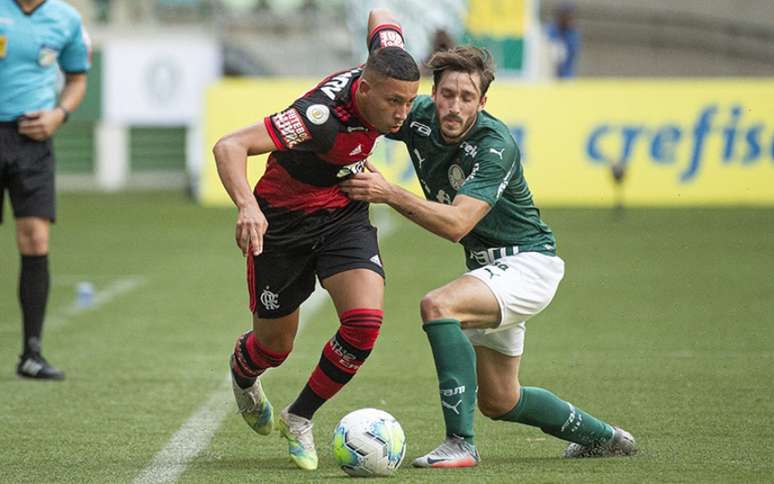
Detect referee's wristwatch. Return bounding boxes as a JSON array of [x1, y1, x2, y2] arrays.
[[56, 105, 70, 123]]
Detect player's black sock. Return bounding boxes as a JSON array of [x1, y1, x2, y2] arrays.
[[288, 384, 326, 420], [288, 309, 383, 420], [19, 254, 49, 357]]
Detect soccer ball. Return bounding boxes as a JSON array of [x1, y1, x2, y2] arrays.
[[332, 408, 406, 477]]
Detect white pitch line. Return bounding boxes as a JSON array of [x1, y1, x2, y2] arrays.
[[132, 375, 231, 484], [133, 211, 398, 483], [132, 287, 329, 484], [46, 276, 147, 330]]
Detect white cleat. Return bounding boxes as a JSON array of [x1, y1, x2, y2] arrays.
[[278, 407, 318, 470], [412, 436, 480, 468], [229, 355, 273, 435], [563, 426, 637, 458]]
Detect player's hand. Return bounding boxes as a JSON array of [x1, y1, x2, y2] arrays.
[[18, 109, 66, 141], [235, 201, 268, 257], [340, 160, 393, 203]]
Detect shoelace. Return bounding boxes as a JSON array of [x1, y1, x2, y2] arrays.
[[286, 415, 314, 449], [432, 439, 468, 458], [235, 386, 260, 414]]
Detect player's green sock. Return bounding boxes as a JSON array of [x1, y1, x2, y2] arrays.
[[493, 386, 614, 446], [423, 319, 477, 444]]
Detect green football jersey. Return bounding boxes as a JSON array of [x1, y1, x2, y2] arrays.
[[388, 96, 556, 269]]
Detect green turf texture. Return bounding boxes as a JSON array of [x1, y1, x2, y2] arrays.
[[1, 192, 772, 483]]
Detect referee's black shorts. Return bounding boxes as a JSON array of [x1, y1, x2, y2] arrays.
[[0, 122, 56, 224]]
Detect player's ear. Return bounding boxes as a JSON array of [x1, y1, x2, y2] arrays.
[[359, 78, 372, 96], [478, 95, 487, 112]]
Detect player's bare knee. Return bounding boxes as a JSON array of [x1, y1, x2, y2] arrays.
[[479, 385, 521, 418], [420, 290, 451, 322], [256, 333, 294, 354], [17, 231, 49, 255], [478, 395, 508, 418]]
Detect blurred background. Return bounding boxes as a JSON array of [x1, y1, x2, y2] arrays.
[[3, 3, 773, 482], [55, 0, 774, 206]]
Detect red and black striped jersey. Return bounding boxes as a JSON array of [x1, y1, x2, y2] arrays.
[[253, 23, 405, 247], [254, 24, 410, 250]]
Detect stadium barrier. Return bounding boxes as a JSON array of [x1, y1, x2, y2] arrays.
[[200, 78, 774, 206]]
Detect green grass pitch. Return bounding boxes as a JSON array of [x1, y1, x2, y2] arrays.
[[1, 192, 773, 483]]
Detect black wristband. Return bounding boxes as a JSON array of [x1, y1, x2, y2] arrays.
[[57, 105, 70, 123]]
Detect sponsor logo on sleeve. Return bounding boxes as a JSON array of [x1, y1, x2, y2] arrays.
[[379, 30, 405, 48], [305, 104, 330, 125], [464, 163, 480, 184], [272, 108, 311, 149], [320, 68, 359, 100], [497, 163, 517, 198], [489, 147, 505, 159], [38, 46, 59, 67]]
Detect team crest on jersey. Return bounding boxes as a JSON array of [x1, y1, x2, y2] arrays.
[[38, 46, 59, 67], [306, 104, 330, 125], [272, 108, 310, 149], [0, 35, 6, 59], [448, 164, 466, 190], [378, 30, 405, 48]]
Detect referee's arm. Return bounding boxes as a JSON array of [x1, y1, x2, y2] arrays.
[[18, 72, 87, 141]]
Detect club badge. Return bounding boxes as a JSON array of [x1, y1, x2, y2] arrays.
[[448, 164, 466, 190]]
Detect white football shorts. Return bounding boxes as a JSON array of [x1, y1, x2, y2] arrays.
[[463, 252, 565, 357]]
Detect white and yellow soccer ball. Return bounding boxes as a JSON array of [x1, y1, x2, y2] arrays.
[[332, 408, 406, 477]]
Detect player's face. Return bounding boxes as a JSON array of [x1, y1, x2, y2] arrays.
[[432, 71, 487, 143], [360, 77, 419, 134]]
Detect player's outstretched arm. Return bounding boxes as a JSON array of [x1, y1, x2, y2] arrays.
[[212, 122, 276, 257], [367, 8, 401, 39], [340, 162, 490, 242]]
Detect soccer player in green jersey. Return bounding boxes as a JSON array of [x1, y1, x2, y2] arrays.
[[340, 46, 637, 467]]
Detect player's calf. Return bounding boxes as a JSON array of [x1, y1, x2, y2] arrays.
[[287, 308, 383, 419]]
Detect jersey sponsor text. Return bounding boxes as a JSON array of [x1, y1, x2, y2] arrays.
[[272, 108, 310, 149]]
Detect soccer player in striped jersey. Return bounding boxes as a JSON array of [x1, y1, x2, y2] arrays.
[[341, 46, 637, 467], [212, 9, 419, 471]]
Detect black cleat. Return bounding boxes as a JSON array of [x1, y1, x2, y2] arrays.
[[16, 354, 65, 381]]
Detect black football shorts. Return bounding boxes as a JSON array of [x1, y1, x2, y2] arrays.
[[247, 221, 385, 319], [0, 123, 56, 224]]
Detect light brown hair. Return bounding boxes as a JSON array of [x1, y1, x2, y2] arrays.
[[426, 46, 496, 97]]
